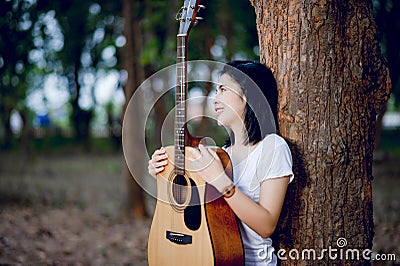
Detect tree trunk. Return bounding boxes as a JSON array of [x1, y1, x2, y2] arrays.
[[250, 0, 391, 264], [69, 62, 93, 152], [121, 0, 148, 219], [0, 107, 12, 150]]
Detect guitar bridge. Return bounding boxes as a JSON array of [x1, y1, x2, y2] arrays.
[[166, 230, 192, 245]]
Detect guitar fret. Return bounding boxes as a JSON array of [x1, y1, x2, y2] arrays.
[[174, 35, 188, 174]]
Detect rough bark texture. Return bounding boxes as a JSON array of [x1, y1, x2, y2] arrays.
[[121, 0, 148, 219], [250, 0, 391, 264]]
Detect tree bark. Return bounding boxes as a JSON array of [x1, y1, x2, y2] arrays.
[[250, 0, 391, 264], [121, 0, 148, 219]]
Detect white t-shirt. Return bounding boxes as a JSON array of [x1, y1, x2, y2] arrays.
[[224, 134, 294, 265]]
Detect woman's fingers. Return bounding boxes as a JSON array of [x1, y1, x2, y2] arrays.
[[148, 160, 166, 170], [151, 149, 168, 163], [152, 154, 168, 163], [153, 160, 168, 168], [151, 148, 166, 159], [148, 148, 169, 177], [148, 162, 166, 176]]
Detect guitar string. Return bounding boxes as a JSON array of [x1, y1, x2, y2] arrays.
[[180, 35, 185, 205], [177, 35, 185, 205]]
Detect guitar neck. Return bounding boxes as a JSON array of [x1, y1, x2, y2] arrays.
[[174, 34, 188, 175]]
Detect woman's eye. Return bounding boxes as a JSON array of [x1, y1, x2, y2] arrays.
[[216, 86, 227, 94]]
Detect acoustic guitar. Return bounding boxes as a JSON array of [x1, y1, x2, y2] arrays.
[[147, 0, 244, 265]]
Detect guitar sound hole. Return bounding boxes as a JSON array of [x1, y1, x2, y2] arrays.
[[172, 174, 188, 205]]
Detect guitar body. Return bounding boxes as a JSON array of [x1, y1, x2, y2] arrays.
[[148, 145, 244, 266]]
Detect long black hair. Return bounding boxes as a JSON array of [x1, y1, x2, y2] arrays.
[[221, 60, 278, 147]]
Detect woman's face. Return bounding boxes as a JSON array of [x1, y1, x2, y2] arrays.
[[213, 73, 246, 128]]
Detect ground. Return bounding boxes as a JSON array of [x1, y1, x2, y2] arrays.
[[0, 149, 398, 265], [0, 152, 151, 265]]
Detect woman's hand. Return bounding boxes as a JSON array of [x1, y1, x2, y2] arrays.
[[190, 144, 232, 192], [148, 147, 168, 177]]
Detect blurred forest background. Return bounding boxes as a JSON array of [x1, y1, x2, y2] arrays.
[[0, 0, 399, 264]]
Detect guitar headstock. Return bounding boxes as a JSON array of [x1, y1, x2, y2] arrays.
[[176, 0, 205, 36]]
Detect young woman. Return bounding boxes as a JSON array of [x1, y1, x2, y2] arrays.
[[148, 61, 294, 265]]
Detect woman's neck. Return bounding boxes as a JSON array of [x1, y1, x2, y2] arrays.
[[230, 122, 248, 147]]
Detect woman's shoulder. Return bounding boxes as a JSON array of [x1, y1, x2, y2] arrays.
[[262, 133, 289, 148]]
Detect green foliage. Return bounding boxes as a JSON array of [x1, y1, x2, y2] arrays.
[[0, 0, 39, 149], [138, 0, 259, 71], [1, 0, 399, 151]]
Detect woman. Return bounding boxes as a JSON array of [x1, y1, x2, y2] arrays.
[[148, 61, 294, 265]]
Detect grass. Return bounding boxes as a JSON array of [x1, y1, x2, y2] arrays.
[[6, 135, 121, 155], [0, 151, 125, 217]]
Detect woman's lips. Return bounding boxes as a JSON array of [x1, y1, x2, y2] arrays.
[[214, 107, 224, 114]]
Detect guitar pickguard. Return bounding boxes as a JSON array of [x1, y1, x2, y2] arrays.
[[184, 178, 201, 231]]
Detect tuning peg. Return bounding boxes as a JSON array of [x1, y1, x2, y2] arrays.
[[193, 17, 203, 26], [175, 6, 184, 21]]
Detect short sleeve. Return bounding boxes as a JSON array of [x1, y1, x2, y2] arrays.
[[249, 135, 294, 190]]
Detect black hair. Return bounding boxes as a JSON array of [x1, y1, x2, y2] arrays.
[[221, 60, 278, 147]]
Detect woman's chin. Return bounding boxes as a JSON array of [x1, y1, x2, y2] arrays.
[[217, 119, 230, 127], [217, 119, 224, 127]]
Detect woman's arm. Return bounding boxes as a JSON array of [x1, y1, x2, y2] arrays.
[[224, 176, 290, 238], [192, 144, 290, 238]]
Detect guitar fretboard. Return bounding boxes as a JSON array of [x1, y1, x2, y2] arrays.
[[174, 34, 188, 175]]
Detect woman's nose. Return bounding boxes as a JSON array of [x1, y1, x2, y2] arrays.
[[213, 95, 220, 106]]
